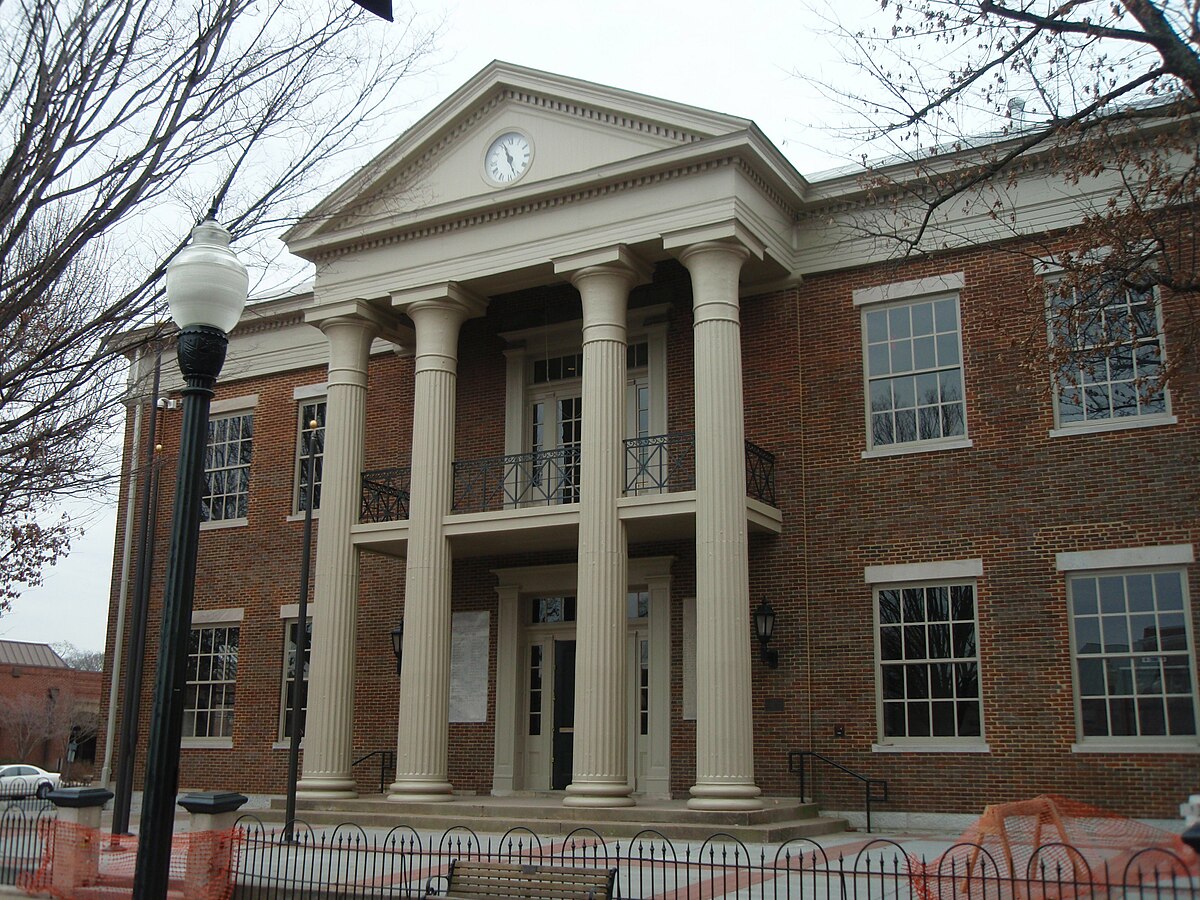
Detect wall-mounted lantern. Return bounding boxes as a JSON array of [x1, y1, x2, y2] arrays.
[[754, 600, 779, 669], [391, 623, 404, 676]]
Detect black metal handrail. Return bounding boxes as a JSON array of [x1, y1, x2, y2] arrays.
[[788, 750, 888, 833], [360, 467, 410, 523], [359, 435, 777, 523], [623, 432, 696, 495], [352, 748, 396, 795], [745, 439, 776, 506], [452, 447, 581, 513]]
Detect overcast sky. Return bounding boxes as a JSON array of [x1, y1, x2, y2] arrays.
[[1, 0, 883, 653]]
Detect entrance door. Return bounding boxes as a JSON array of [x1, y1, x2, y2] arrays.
[[551, 639, 576, 790], [530, 394, 582, 504]]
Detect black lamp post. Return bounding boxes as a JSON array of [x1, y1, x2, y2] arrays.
[[132, 217, 247, 899], [391, 624, 404, 676], [283, 419, 319, 842], [754, 600, 779, 669]]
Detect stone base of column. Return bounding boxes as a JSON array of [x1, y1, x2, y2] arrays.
[[387, 778, 454, 803], [563, 779, 636, 808], [687, 781, 763, 811], [296, 776, 358, 800]]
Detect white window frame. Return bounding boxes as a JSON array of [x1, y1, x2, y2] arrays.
[[182, 608, 242, 749], [1058, 546, 1199, 752], [277, 614, 312, 744], [200, 395, 257, 529], [500, 307, 669, 495], [1041, 265, 1175, 437], [291, 390, 326, 518], [866, 559, 989, 752], [855, 275, 973, 459]]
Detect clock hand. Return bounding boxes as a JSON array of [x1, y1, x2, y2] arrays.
[[503, 146, 516, 175]]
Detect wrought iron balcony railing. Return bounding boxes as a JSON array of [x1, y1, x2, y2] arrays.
[[452, 447, 581, 514], [359, 435, 776, 522], [623, 432, 696, 495], [360, 467, 410, 524], [744, 439, 777, 506]]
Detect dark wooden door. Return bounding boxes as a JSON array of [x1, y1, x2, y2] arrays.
[[551, 639, 576, 790]]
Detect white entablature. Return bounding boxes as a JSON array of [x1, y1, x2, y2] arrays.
[[284, 61, 806, 302]]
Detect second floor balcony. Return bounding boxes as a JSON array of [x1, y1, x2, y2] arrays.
[[353, 432, 781, 558]]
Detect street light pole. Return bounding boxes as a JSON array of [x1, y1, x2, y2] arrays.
[[132, 217, 247, 899], [284, 419, 319, 841]]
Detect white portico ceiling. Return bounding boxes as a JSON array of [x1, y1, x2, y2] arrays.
[[284, 61, 810, 301]]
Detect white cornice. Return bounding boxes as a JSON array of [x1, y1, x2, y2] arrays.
[[285, 61, 760, 248], [290, 131, 806, 264]]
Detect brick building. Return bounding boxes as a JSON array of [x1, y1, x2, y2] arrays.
[[100, 63, 1198, 821], [0, 641, 101, 778]]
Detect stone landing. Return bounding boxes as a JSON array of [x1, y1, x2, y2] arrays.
[[254, 795, 847, 844]]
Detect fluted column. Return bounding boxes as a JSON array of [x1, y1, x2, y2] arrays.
[[389, 284, 485, 802], [298, 304, 380, 799], [677, 239, 763, 810], [555, 247, 648, 808]]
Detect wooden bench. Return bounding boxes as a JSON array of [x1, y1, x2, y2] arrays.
[[425, 859, 617, 899]]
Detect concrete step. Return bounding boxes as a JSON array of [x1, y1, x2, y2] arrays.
[[250, 796, 848, 844]]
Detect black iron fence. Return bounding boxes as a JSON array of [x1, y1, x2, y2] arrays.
[[0, 808, 1196, 899], [0, 804, 55, 887], [230, 820, 1200, 899]]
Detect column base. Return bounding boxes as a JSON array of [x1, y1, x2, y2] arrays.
[[387, 778, 454, 803], [563, 780, 636, 808], [687, 781, 763, 811], [296, 776, 358, 800]]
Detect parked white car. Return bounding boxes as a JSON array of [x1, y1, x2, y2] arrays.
[[0, 764, 60, 799]]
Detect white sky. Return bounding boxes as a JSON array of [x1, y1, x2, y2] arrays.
[[1, 0, 884, 653]]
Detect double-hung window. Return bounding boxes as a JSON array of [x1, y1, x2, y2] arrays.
[[1067, 568, 1197, 745], [203, 412, 253, 522], [856, 275, 969, 455], [875, 581, 983, 744], [1047, 273, 1170, 431], [294, 400, 326, 514], [279, 617, 312, 740], [184, 623, 239, 741]]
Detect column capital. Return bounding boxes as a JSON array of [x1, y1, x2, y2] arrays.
[[391, 282, 488, 320], [553, 245, 653, 288], [305, 298, 413, 346], [661, 221, 766, 262]]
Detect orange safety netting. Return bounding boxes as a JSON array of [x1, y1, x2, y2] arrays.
[[19, 819, 241, 900], [911, 795, 1199, 900]]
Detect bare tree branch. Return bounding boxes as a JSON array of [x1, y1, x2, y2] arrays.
[[0, 0, 439, 604]]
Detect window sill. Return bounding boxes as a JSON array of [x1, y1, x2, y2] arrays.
[[872, 741, 990, 753], [181, 737, 234, 750], [285, 510, 321, 523], [861, 437, 973, 460], [200, 517, 248, 532], [1049, 415, 1176, 438], [1071, 740, 1200, 754], [271, 740, 305, 751]]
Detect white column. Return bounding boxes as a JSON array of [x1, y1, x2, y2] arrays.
[[491, 584, 520, 795], [298, 304, 381, 799], [555, 247, 648, 808], [389, 284, 485, 802], [676, 238, 763, 810]]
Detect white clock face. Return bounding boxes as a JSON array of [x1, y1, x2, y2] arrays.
[[484, 131, 532, 184]]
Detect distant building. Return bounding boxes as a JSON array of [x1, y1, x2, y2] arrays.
[[100, 63, 1197, 823], [0, 640, 101, 777]]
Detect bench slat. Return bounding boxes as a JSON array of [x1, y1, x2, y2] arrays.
[[433, 859, 615, 899]]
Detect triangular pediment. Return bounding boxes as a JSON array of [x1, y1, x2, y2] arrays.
[[286, 62, 753, 252]]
